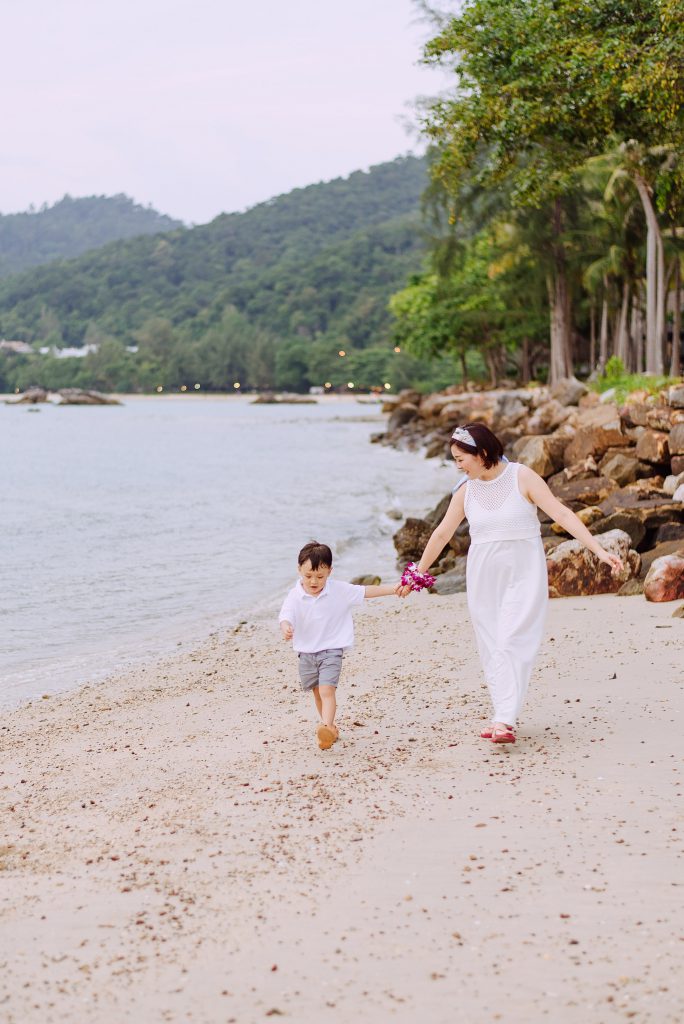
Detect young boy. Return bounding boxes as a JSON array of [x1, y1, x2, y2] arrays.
[[279, 540, 399, 750]]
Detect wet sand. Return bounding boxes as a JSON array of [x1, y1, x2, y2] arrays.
[[1, 593, 682, 1023]]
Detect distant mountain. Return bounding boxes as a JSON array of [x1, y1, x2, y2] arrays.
[[0, 194, 183, 278], [0, 155, 429, 393]]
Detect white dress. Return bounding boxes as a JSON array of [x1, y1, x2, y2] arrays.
[[464, 462, 548, 727]]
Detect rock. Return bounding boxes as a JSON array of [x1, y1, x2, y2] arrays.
[[430, 557, 468, 595], [388, 403, 419, 431], [645, 406, 683, 432], [617, 578, 644, 596], [6, 387, 49, 404], [551, 504, 603, 536], [635, 429, 669, 464], [654, 522, 684, 544], [664, 471, 684, 496], [598, 450, 643, 487], [54, 389, 121, 406], [563, 417, 629, 467], [589, 511, 647, 550], [351, 575, 381, 586], [639, 541, 684, 579], [493, 392, 530, 429], [577, 506, 605, 527], [393, 518, 433, 562], [512, 435, 566, 478], [550, 376, 588, 406], [425, 434, 450, 459], [644, 553, 684, 602], [674, 484, 684, 503], [671, 455, 684, 476], [546, 529, 640, 596], [380, 395, 400, 413], [665, 384, 684, 408], [525, 399, 573, 435], [546, 474, 618, 507], [669, 423, 684, 455], [620, 397, 654, 428], [672, 603, 684, 618], [563, 456, 599, 481]]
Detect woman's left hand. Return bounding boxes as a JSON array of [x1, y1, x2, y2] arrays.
[[596, 549, 624, 575]]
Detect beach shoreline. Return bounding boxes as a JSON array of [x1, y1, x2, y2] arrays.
[[2, 591, 682, 1023]]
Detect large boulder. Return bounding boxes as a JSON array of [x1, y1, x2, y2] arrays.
[[598, 450, 644, 487], [546, 529, 640, 596], [639, 540, 684, 579], [654, 522, 684, 544], [635, 429, 670, 464], [546, 473, 618, 508], [644, 553, 684, 602], [589, 511, 647, 550], [563, 414, 629, 467], [664, 471, 684, 496], [430, 557, 468, 595], [669, 422, 684, 456], [388, 403, 419, 431], [620, 400, 651, 428], [665, 384, 684, 409], [6, 387, 49, 404], [512, 435, 566, 478], [672, 456, 684, 476], [393, 517, 433, 562], [525, 399, 573, 435], [550, 376, 588, 407]]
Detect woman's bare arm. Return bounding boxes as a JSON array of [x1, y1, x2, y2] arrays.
[[518, 465, 623, 571]]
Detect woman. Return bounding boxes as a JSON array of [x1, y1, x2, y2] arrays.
[[399, 422, 623, 744]]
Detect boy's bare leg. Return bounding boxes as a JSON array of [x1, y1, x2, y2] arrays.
[[312, 686, 323, 719], [318, 685, 336, 727]]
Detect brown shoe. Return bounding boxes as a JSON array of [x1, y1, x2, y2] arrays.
[[316, 724, 336, 750]]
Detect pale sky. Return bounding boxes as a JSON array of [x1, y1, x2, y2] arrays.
[[1, 0, 447, 224]]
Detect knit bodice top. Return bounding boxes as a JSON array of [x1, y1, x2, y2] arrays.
[[464, 462, 541, 546]]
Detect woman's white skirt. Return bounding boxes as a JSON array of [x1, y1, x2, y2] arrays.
[[466, 537, 548, 727]]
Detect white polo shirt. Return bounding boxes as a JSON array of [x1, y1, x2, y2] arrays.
[[279, 578, 365, 653]]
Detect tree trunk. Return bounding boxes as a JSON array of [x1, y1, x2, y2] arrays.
[[598, 282, 610, 372], [632, 297, 644, 373], [589, 302, 596, 372], [615, 281, 631, 367], [672, 255, 682, 378], [547, 199, 573, 383], [633, 174, 665, 374], [520, 336, 531, 384], [459, 350, 468, 387]]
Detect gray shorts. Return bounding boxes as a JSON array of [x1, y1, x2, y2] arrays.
[[297, 648, 344, 691]]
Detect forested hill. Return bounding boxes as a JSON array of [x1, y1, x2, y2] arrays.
[[0, 156, 426, 354], [0, 195, 183, 278]]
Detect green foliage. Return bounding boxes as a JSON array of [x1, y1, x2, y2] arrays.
[[0, 195, 182, 278], [591, 357, 680, 402], [0, 157, 428, 393]]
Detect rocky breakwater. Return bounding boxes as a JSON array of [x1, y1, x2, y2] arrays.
[[6, 387, 121, 405], [384, 379, 684, 609]]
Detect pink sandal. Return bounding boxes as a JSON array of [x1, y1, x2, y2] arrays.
[[491, 725, 516, 744]]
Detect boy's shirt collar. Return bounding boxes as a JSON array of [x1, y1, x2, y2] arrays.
[[296, 578, 330, 600]]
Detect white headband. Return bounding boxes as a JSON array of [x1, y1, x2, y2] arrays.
[[451, 426, 476, 447]]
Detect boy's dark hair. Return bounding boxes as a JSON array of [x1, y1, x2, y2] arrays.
[[450, 421, 504, 469], [298, 541, 333, 570]]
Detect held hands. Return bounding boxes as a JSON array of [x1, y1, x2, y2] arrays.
[[394, 582, 411, 598]]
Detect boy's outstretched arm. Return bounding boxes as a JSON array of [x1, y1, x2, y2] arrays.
[[364, 584, 400, 599]]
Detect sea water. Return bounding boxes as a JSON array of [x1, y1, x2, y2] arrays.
[[1, 396, 452, 707]]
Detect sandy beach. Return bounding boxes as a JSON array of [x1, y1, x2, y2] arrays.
[[1, 592, 682, 1023]]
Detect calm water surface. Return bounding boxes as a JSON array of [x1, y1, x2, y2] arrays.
[[1, 396, 451, 706]]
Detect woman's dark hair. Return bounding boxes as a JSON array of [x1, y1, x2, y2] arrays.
[[450, 422, 504, 469], [298, 540, 333, 570]]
